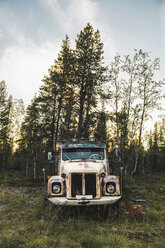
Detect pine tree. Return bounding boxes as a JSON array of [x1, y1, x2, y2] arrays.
[[0, 81, 13, 170], [146, 117, 165, 173], [21, 96, 42, 178], [94, 102, 107, 140], [8, 98, 25, 151], [75, 23, 107, 138], [39, 35, 75, 144]]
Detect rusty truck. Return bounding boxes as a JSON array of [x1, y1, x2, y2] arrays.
[[47, 139, 121, 206]]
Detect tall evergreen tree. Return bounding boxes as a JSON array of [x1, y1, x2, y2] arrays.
[[21, 96, 42, 178], [0, 81, 13, 170], [94, 102, 107, 140], [146, 117, 165, 173], [75, 23, 107, 138], [39, 35, 75, 145], [8, 98, 25, 151]]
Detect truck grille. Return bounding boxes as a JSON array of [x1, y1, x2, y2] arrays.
[[71, 173, 96, 198], [71, 173, 82, 197]]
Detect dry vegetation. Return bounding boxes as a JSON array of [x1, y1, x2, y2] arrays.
[[0, 171, 165, 248]]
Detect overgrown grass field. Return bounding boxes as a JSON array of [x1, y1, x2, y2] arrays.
[[0, 171, 165, 248]]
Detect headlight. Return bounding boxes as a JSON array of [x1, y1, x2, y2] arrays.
[[52, 183, 61, 194], [106, 182, 116, 194]]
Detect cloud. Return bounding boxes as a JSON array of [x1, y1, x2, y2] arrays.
[[0, 28, 3, 39], [66, 0, 98, 31], [0, 0, 117, 106], [40, 0, 98, 33], [0, 3, 25, 46], [65, 0, 116, 59], [160, 0, 165, 44], [40, 0, 116, 59], [0, 40, 61, 105]]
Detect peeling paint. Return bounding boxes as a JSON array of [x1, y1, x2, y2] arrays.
[[47, 141, 121, 206], [48, 196, 121, 206]]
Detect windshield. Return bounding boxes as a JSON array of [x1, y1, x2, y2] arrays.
[[62, 148, 104, 161]]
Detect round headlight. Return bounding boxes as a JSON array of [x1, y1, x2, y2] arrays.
[[106, 182, 116, 194], [52, 183, 61, 194]]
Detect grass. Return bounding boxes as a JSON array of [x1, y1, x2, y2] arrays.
[[0, 171, 165, 247]]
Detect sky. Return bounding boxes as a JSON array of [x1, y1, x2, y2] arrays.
[[0, 0, 165, 128]]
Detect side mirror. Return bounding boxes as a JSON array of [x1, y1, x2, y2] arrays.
[[48, 151, 53, 161], [115, 148, 120, 161]]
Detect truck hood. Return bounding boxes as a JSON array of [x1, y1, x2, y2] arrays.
[[61, 160, 105, 174]]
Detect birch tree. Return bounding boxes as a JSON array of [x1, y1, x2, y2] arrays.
[[131, 50, 164, 185], [108, 55, 122, 147], [121, 54, 139, 174]]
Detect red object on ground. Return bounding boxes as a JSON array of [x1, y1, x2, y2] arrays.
[[129, 204, 142, 219]]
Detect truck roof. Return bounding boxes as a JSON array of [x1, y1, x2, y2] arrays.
[[61, 143, 106, 149]]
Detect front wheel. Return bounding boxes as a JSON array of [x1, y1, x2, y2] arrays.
[[106, 201, 121, 219]]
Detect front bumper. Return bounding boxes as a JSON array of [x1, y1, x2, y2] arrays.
[[47, 195, 121, 206]]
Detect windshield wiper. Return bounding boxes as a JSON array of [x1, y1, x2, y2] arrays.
[[63, 155, 70, 160]]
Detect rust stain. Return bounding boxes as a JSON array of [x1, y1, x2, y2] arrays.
[[47, 141, 121, 205], [84, 163, 89, 168]]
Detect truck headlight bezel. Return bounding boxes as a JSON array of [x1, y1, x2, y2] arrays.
[[102, 175, 120, 196], [52, 182, 61, 194], [106, 182, 116, 194]]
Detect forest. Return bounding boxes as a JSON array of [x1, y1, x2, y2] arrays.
[[0, 23, 165, 178]]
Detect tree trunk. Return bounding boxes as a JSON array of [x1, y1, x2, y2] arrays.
[[55, 96, 62, 140], [2, 153, 6, 171], [130, 83, 146, 189], [26, 161, 29, 177], [50, 96, 56, 147], [78, 84, 85, 139], [83, 93, 91, 138], [123, 79, 133, 176], [33, 160, 36, 179]]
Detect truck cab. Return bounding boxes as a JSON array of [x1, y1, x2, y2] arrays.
[[47, 140, 121, 206]]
